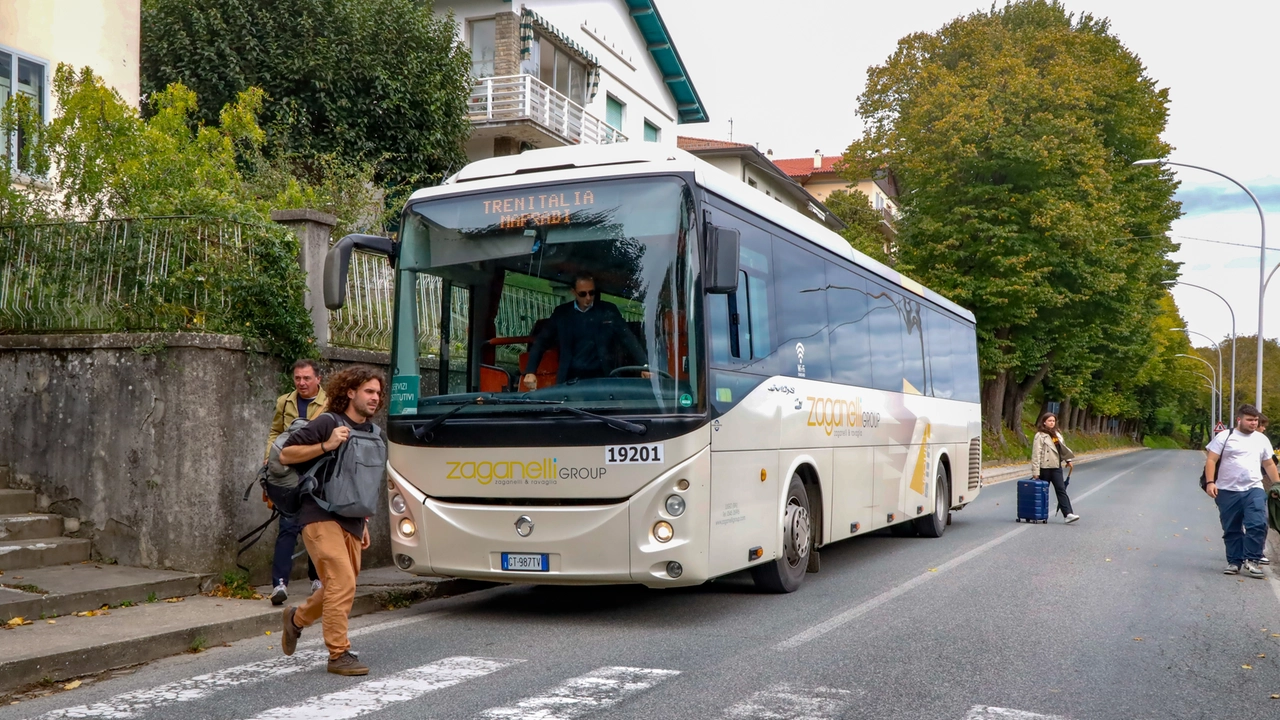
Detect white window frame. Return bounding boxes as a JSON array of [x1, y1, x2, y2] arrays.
[[642, 119, 660, 143], [0, 43, 50, 174], [604, 93, 625, 132]]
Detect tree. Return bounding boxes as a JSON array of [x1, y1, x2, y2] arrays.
[[824, 188, 892, 264], [141, 0, 472, 192], [843, 0, 1180, 439]]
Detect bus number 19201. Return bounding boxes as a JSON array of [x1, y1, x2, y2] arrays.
[[605, 444, 665, 464]]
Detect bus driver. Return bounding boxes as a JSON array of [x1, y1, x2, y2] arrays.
[[521, 273, 650, 390]]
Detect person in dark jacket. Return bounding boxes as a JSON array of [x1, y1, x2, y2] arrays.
[[521, 273, 649, 390]]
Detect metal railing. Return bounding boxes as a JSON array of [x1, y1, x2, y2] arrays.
[[0, 217, 287, 334], [470, 74, 627, 146]]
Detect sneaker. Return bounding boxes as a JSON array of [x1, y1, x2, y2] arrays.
[[281, 607, 302, 656], [269, 582, 288, 606], [1260, 556, 1271, 566], [1224, 564, 1241, 575], [1244, 561, 1265, 578], [327, 651, 369, 676], [1064, 513, 1080, 524], [311, 579, 323, 594]]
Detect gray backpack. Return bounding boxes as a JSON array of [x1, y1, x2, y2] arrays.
[[259, 417, 327, 517], [311, 417, 387, 519]]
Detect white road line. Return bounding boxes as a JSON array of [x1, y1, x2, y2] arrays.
[[245, 656, 521, 720], [776, 458, 1156, 651], [719, 683, 855, 719], [40, 612, 448, 719], [477, 666, 681, 719], [964, 705, 1068, 720]]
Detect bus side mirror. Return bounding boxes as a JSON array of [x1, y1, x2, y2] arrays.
[[703, 224, 740, 295], [324, 234, 397, 310]]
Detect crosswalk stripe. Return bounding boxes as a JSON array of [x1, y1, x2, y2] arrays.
[[720, 683, 855, 719], [965, 707, 1068, 720], [478, 666, 680, 719], [39, 613, 447, 719], [244, 656, 522, 720]]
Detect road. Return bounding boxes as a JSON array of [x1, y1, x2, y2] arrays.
[[5, 450, 1279, 720]]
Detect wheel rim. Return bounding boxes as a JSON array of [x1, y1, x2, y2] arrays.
[[783, 498, 810, 567], [935, 477, 947, 520]]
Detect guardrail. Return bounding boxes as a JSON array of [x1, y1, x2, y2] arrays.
[[470, 74, 627, 146]]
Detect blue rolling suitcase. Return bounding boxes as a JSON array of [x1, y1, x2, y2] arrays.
[[1016, 479, 1050, 523]]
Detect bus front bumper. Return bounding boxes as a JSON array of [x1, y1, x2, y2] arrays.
[[386, 448, 710, 588]]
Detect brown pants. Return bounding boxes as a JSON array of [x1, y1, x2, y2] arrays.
[[295, 521, 362, 659]]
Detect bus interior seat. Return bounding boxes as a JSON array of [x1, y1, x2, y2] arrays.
[[479, 365, 512, 393], [517, 318, 558, 388]]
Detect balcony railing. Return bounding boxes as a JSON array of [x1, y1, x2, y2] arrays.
[[469, 74, 627, 146]]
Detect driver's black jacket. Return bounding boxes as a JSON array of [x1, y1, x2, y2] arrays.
[[523, 300, 647, 384]]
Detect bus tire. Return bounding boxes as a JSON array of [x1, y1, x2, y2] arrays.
[[914, 465, 949, 538], [751, 473, 811, 593]]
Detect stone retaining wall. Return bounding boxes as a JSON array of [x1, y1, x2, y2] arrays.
[[0, 333, 392, 580]]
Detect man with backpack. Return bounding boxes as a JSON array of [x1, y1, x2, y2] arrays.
[[1204, 404, 1279, 579], [277, 365, 387, 676], [265, 359, 328, 606]]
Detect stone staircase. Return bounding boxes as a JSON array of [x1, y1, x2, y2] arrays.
[[0, 465, 91, 572], [0, 464, 207, 623]]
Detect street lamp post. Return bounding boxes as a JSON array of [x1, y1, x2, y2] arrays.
[[1172, 328, 1223, 425], [1192, 371, 1218, 432], [1163, 280, 1235, 421], [1138, 159, 1264, 410], [1178, 354, 1220, 427]]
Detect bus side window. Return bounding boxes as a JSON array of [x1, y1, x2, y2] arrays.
[[867, 281, 904, 393], [901, 295, 925, 395], [826, 264, 873, 388], [925, 309, 954, 399], [709, 271, 751, 364], [772, 236, 829, 381], [954, 323, 981, 403]]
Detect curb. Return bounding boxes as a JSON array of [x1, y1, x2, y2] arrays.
[[980, 446, 1149, 487], [0, 576, 491, 695]]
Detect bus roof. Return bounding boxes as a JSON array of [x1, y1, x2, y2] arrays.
[[414, 144, 975, 323]]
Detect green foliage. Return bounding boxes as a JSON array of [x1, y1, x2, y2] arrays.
[[846, 0, 1182, 436], [189, 635, 208, 653], [823, 188, 892, 264], [141, 0, 472, 192], [983, 414, 1139, 466], [0, 66, 319, 362], [1142, 435, 1181, 449]]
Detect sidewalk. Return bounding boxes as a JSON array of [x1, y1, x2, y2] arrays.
[[0, 566, 490, 694], [980, 445, 1148, 486]]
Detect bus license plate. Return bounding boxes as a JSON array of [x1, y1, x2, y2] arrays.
[[501, 553, 549, 572]]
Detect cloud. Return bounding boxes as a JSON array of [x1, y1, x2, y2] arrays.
[[1190, 263, 1212, 272], [1224, 256, 1264, 269], [1177, 184, 1280, 215]]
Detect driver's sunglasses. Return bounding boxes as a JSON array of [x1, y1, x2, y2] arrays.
[[576, 290, 598, 298]]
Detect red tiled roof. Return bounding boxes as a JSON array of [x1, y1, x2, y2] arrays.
[[771, 155, 844, 180], [676, 136, 754, 151]]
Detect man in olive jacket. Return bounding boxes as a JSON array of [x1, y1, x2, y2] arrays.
[[266, 359, 329, 605]]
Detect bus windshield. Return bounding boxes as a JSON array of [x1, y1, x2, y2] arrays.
[[388, 176, 702, 421]]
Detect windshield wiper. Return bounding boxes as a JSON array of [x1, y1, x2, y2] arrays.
[[517, 400, 648, 435], [411, 396, 647, 438]]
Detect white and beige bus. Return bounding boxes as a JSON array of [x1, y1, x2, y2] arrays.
[[325, 143, 982, 593]]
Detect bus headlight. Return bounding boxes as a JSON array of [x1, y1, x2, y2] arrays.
[[653, 521, 674, 543], [398, 518, 416, 537], [664, 495, 686, 517], [390, 494, 407, 515]]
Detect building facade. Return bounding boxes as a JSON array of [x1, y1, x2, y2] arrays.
[[677, 137, 846, 232], [438, 0, 707, 161], [771, 152, 898, 229]]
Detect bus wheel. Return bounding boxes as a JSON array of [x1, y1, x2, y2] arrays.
[[751, 473, 811, 593], [914, 465, 949, 538]]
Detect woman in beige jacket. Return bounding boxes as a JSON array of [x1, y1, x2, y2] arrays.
[[1031, 412, 1080, 523]]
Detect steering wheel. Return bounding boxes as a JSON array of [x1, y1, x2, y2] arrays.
[[609, 365, 674, 380]]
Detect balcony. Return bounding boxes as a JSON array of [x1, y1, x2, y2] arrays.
[[468, 74, 626, 154]]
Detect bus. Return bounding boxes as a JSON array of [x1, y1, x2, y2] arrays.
[[324, 143, 983, 593]]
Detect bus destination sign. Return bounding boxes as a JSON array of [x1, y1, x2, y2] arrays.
[[483, 190, 597, 230]]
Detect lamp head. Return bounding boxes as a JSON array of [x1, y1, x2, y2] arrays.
[[1132, 159, 1164, 167]]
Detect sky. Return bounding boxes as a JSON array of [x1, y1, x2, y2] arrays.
[[659, 0, 1280, 358]]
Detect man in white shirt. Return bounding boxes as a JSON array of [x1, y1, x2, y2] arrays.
[[1204, 404, 1278, 578]]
